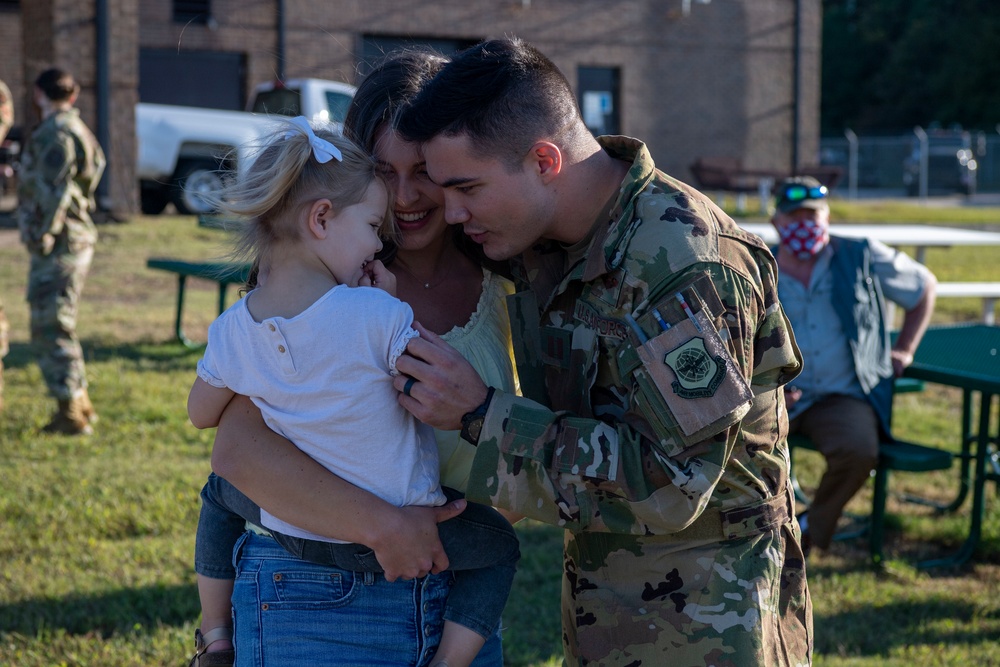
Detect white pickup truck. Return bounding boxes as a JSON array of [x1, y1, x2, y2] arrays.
[[137, 78, 356, 215]]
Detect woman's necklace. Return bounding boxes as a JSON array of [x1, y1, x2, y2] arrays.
[[394, 258, 455, 290]]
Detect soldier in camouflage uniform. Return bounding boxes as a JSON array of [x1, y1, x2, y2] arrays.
[[0, 78, 12, 412], [17, 68, 105, 435], [395, 38, 812, 666]]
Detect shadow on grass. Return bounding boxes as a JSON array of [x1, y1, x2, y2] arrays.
[[2, 339, 203, 371], [813, 597, 999, 658], [817, 529, 1000, 575], [0, 583, 199, 637], [806, 488, 1000, 571]]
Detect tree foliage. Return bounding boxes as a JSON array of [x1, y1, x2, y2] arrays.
[[822, 0, 1000, 135]]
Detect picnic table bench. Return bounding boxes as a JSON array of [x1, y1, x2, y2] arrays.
[[788, 320, 1000, 569], [935, 282, 1000, 325], [789, 429, 953, 567], [687, 159, 845, 212], [688, 156, 784, 212], [146, 258, 252, 346], [688, 156, 778, 194]]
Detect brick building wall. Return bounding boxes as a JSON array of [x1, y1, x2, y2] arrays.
[[104, 0, 140, 213], [0, 0, 821, 216]]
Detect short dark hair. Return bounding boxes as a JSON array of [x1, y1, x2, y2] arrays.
[[35, 68, 79, 102], [396, 37, 583, 168]]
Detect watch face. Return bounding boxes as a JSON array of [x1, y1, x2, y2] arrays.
[[464, 417, 484, 444], [470, 418, 484, 442]]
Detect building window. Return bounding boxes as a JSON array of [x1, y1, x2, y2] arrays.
[[578, 66, 621, 136], [174, 0, 210, 24]]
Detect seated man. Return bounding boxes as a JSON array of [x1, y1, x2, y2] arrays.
[[770, 176, 936, 555]]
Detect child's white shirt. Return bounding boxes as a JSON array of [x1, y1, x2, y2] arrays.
[[196, 284, 445, 543]]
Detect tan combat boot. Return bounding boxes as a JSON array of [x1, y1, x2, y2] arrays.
[[78, 388, 99, 425], [43, 395, 93, 435]]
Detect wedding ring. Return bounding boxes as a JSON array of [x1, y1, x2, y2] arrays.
[[403, 377, 416, 397]]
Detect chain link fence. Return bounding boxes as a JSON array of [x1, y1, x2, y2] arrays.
[[820, 128, 1000, 198]]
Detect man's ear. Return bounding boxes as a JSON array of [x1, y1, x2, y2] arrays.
[[307, 198, 334, 238], [528, 141, 562, 183]]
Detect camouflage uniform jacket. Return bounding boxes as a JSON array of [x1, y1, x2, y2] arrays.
[[465, 137, 811, 665], [466, 136, 802, 536], [17, 108, 105, 248]]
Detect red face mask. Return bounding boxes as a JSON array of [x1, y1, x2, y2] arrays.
[[778, 218, 829, 260]]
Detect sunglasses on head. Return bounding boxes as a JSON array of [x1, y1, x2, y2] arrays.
[[779, 183, 828, 203]]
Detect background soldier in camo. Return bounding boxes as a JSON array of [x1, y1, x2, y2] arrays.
[[17, 68, 104, 435], [0, 78, 13, 412], [395, 39, 812, 666]]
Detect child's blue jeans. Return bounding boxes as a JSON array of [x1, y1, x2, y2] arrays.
[[195, 473, 520, 641], [232, 530, 507, 667]]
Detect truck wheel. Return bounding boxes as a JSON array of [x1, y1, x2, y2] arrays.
[[172, 160, 225, 215], [140, 182, 170, 215]]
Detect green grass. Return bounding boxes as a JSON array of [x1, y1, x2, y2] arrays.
[[0, 209, 999, 666], [826, 198, 1000, 226]]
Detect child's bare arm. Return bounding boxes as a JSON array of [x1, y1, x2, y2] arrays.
[[188, 377, 237, 429]]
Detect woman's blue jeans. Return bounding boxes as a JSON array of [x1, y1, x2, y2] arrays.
[[231, 531, 503, 667]]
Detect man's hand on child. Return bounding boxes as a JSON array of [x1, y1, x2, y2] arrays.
[[394, 321, 487, 431]]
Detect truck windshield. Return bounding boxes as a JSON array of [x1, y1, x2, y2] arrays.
[[251, 89, 353, 124], [252, 89, 301, 117], [326, 92, 352, 124]]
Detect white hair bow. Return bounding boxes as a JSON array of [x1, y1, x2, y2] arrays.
[[285, 116, 342, 163]]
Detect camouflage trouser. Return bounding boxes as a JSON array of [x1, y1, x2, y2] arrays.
[[27, 241, 94, 400], [560, 521, 812, 667], [0, 297, 8, 401]]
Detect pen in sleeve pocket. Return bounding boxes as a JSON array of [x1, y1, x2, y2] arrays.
[[652, 308, 671, 332]]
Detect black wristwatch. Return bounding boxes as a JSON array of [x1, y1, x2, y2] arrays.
[[460, 387, 496, 446]]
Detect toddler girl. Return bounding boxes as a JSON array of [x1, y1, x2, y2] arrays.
[[187, 117, 518, 667]]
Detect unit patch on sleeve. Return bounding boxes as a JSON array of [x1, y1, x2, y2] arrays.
[[663, 336, 725, 399], [634, 309, 753, 437]]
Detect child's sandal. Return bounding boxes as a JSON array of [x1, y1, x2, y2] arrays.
[[188, 627, 235, 667]]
